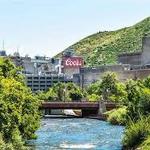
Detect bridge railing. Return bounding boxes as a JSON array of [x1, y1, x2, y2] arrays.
[[41, 100, 117, 104], [40, 101, 118, 109]]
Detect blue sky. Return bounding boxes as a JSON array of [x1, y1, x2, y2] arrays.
[[0, 0, 150, 57]]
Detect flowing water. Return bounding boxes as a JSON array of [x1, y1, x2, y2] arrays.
[[27, 118, 124, 150]]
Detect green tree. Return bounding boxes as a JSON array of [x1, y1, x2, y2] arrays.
[[86, 81, 101, 96], [66, 82, 84, 101], [39, 82, 84, 102], [0, 58, 40, 149], [0, 58, 24, 83], [86, 72, 127, 103], [143, 75, 150, 88], [0, 78, 40, 141], [125, 79, 150, 120], [36, 89, 57, 101], [100, 72, 118, 100], [109, 82, 127, 103], [52, 82, 66, 101], [46, 88, 57, 101], [0, 133, 14, 150], [138, 88, 150, 116]]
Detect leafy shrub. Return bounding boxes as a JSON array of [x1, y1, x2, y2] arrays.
[[87, 94, 100, 102], [40, 82, 84, 102], [86, 81, 101, 96], [109, 82, 127, 104], [139, 136, 150, 150], [105, 107, 127, 125], [69, 89, 83, 101], [125, 80, 150, 120], [0, 133, 14, 150], [66, 82, 85, 101], [143, 75, 150, 88], [138, 88, 150, 115], [36, 91, 49, 100], [122, 116, 150, 149]]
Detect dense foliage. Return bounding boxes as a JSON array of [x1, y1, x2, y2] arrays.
[[87, 94, 100, 102], [97, 73, 150, 149], [139, 136, 150, 150], [105, 107, 127, 125], [86, 72, 127, 103], [37, 82, 84, 101], [0, 58, 40, 149], [86, 71, 150, 149], [122, 116, 150, 149], [125, 80, 150, 120], [56, 17, 150, 66], [25, 70, 150, 149]]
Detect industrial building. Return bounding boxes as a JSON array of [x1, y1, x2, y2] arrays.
[[0, 50, 73, 91], [73, 37, 150, 87], [0, 47, 84, 91], [26, 74, 72, 92], [1, 36, 150, 91], [118, 37, 150, 66]]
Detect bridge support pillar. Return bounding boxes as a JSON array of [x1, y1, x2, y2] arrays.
[[98, 101, 106, 115]]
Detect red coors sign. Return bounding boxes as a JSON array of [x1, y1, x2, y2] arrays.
[[63, 57, 84, 68]]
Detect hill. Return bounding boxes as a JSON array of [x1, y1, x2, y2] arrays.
[[56, 17, 150, 66]]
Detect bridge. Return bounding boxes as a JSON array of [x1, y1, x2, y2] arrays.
[[41, 101, 117, 117]]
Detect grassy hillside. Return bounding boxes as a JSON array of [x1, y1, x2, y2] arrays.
[[56, 17, 150, 66]]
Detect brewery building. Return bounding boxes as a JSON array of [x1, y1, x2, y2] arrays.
[[73, 37, 150, 88], [1, 37, 150, 91]]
